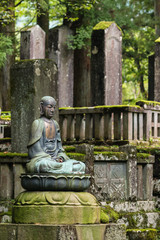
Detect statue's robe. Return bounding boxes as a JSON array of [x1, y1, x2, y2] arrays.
[[26, 118, 85, 174]]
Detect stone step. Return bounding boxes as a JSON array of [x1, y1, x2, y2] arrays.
[[126, 228, 158, 240]]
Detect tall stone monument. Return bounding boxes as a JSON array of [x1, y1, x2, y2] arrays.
[[11, 25, 58, 153], [91, 21, 122, 106], [48, 26, 74, 108], [154, 38, 160, 102], [20, 25, 45, 59]]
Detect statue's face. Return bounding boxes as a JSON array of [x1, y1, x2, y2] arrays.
[[42, 99, 56, 119]]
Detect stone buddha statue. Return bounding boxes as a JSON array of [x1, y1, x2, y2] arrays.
[[26, 96, 85, 174]]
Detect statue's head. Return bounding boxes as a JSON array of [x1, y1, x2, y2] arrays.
[[40, 96, 56, 119]]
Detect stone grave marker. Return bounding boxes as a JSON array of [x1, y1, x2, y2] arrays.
[[91, 21, 122, 106], [20, 25, 45, 60]]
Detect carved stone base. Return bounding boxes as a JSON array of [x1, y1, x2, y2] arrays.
[[21, 173, 91, 191], [12, 191, 100, 224]]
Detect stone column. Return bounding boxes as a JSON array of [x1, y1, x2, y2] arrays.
[[48, 26, 74, 108], [119, 145, 137, 200], [74, 49, 91, 107], [91, 21, 122, 106], [20, 25, 46, 60], [11, 59, 58, 153]]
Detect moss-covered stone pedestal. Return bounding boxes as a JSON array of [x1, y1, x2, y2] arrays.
[[12, 191, 100, 224], [10, 174, 126, 239]]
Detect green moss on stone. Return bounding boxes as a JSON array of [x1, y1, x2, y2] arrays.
[[93, 21, 122, 32], [0, 152, 28, 157], [137, 153, 151, 159], [101, 205, 119, 223], [127, 228, 157, 240], [59, 105, 141, 110], [0, 210, 12, 217], [136, 99, 160, 106], [0, 138, 11, 141], [137, 146, 160, 155], [94, 146, 119, 152], [67, 152, 85, 161], [94, 151, 127, 160], [63, 146, 76, 152], [100, 209, 109, 223]]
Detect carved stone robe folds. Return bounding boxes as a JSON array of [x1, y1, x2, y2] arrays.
[[26, 118, 85, 174]]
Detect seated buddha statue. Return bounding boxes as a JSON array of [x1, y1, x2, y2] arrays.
[[26, 96, 85, 174]]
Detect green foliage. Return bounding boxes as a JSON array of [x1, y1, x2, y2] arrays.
[[67, 25, 92, 50], [0, 34, 13, 67]]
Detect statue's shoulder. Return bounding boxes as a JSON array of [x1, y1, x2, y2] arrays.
[[28, 118, 44, 147], [32, 118, 43, 126]]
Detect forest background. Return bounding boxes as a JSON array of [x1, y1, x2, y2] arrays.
[[0, 0, 159, 109]]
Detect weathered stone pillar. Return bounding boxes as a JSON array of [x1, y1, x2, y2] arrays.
[[119, 145, 137, 200], [20, 25, 46, 60], [74, 49, 91, 107], [154, 38, 160, 102], [11, 59, 58, 153], [91, 21, 122, 106], [48, 26, 74, 108]]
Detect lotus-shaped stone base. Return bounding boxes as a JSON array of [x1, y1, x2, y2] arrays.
[[21, 173, 91, 191]]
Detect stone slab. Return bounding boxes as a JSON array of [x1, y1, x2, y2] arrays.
[[127, 229, 157, 240], [104, 201, 156, 212], [0, 223, 126, 240]]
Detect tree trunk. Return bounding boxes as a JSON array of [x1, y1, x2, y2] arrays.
[[155, 0, 160, 37], [37, 0, 49, 57], [135, 58, 146, 97], [0, 0, 15, 110]]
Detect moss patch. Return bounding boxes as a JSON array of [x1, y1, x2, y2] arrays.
[[137, 146, 160, 155], [101, 205, 119, 223], [94, 151, 127, 160], [100, 209, 109, 223], [94, 146, 119, 152], [136, 100, 160, 107], [93, 21, 122, 32], [63, 146, 76, 152], [0, 152, 28, 157], [59, 105, 141, 111], [127, 228, 157, 240], [66, 152, 85, 161]]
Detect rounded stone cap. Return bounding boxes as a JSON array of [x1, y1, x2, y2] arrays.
[[21, 173, 91, 191]]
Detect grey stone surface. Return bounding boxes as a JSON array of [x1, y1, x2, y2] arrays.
[[10, 59, 58, 153], [20, 25, 45, 60], [154, 42, 160, 102], [119, 145, 137, 200], [91, 22, 122, 106], [49, 26, 74, 108], [74, 48, 91, 107], [106, 201, 156, 212], [117, 212, 160, 229], [94, 162, 127, 200], [0, 224, 126, 240], [105, 224, 126, 240]]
